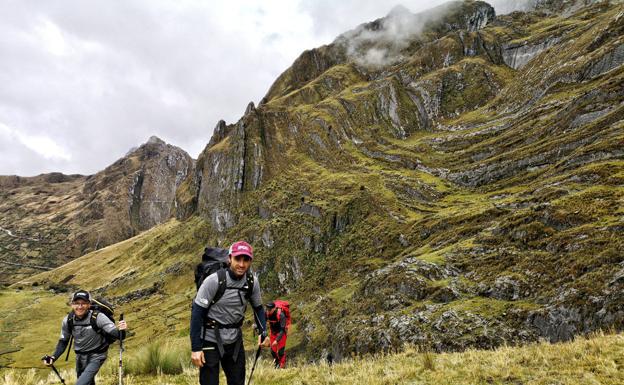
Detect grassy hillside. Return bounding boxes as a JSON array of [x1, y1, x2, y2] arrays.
[[1, 332, 622, 384], [0, 217, 280, 369], [1, 0, 624, 372], [0, 175, 86, 284]]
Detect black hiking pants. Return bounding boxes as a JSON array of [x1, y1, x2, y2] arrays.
[[200, 339, 245, 385]]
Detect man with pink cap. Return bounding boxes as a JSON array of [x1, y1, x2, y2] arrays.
[[190, 241, 269, 385]]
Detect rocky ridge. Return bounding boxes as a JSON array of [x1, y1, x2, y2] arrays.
[[0, 137, 192, 285]]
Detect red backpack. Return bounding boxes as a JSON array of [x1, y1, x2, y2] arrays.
[[272, 300, 291, 332]]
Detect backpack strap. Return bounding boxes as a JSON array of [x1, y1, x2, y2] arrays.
[[202, 270, 227, 326], [65, 312, 74, 362], [245, 271, 254, 301], [66, 311, 74, 332], [202, 268, 227, 343], [201, 268, 254, 357], [209, 268, 228, 309], [90, 310, 101, 333], [268, 308, 283, 323], [64, 310, 107, 360]]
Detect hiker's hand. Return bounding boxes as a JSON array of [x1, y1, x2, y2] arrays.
[[118, 320, 127, 330], [42, 355, 55, 366], [191, 351, 205, 367], [258, 335, 270, 348], [272, 340, 278, 348]]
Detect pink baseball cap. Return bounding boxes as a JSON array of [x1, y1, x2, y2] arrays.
[[229, 241, 253, 259]]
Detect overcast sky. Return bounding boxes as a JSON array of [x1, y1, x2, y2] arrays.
[[0, 0, 532, 176]]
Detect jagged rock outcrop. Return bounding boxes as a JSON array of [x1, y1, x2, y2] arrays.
[[502, 37, 561, 69], [84, 136, 193, 233], [0, 137, 193, 284], [186, 104, 277, 231], [180, 0, 624, 359]]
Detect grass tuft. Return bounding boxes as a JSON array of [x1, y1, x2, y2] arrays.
[[124, 340, 189, 376]]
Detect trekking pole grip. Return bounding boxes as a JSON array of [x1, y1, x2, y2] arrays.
[[42, 355, 66, 384], [119, 313, 125, 341]]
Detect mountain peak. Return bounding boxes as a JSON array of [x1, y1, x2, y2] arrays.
[[147, 135, 166, 145], [125, 136, 168, 157]]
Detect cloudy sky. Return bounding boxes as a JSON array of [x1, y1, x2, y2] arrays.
[[0, 0, 531, 176]]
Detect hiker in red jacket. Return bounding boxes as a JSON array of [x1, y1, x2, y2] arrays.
[[266, 301, 290, 368]]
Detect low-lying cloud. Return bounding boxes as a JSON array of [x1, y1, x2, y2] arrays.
[[335, 1, 541, 69], [336, 5, 426, 68]]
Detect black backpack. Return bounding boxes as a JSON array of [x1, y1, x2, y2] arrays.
[[194, 247, 230, 290], [65, 297, 116, 360]]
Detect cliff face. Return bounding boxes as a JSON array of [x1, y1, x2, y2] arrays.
[[0, 136, 192, 285], [84, 136, 193, 233], [178, 0, 624, 357], [177, 105, 284, 232], [189, 1, 502, 230]]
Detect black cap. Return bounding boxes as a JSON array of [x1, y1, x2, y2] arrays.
[[265, 301, 275, 309], [72, 290, 90, 302]]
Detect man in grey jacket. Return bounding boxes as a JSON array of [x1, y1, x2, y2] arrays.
[[190, 240, 269, 385], [43, 290, 127, 385]]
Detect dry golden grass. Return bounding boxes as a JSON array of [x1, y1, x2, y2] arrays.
[[2, 332, 622, 385]]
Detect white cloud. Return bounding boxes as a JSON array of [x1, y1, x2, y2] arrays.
[[0, 121, 71, 162], [34, 17, 71, 56], [20, 134, 72, 161]]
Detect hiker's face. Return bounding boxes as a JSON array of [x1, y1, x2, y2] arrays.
[[71, 299, 90, 317], [230, 254, 252, 277]]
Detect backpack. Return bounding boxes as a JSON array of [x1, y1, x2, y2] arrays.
[[271, 300, 291, 333], [194, 247, 230, 290], [194, 246, 254, 308], [65, 297, 116, 360]]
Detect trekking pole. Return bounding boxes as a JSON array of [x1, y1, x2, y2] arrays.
[[118, 313, 124, 385], [246, 345, 262, 385], [42, 355, 66, 385]]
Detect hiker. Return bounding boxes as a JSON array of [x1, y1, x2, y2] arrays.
[[43, 290, 127, 385], [190, 240, 269, 385], [266, 301, 289, 368]]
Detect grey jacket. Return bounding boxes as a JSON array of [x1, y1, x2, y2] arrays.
[[52, 310, 120, 358], [194, 270, 262, 345]]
